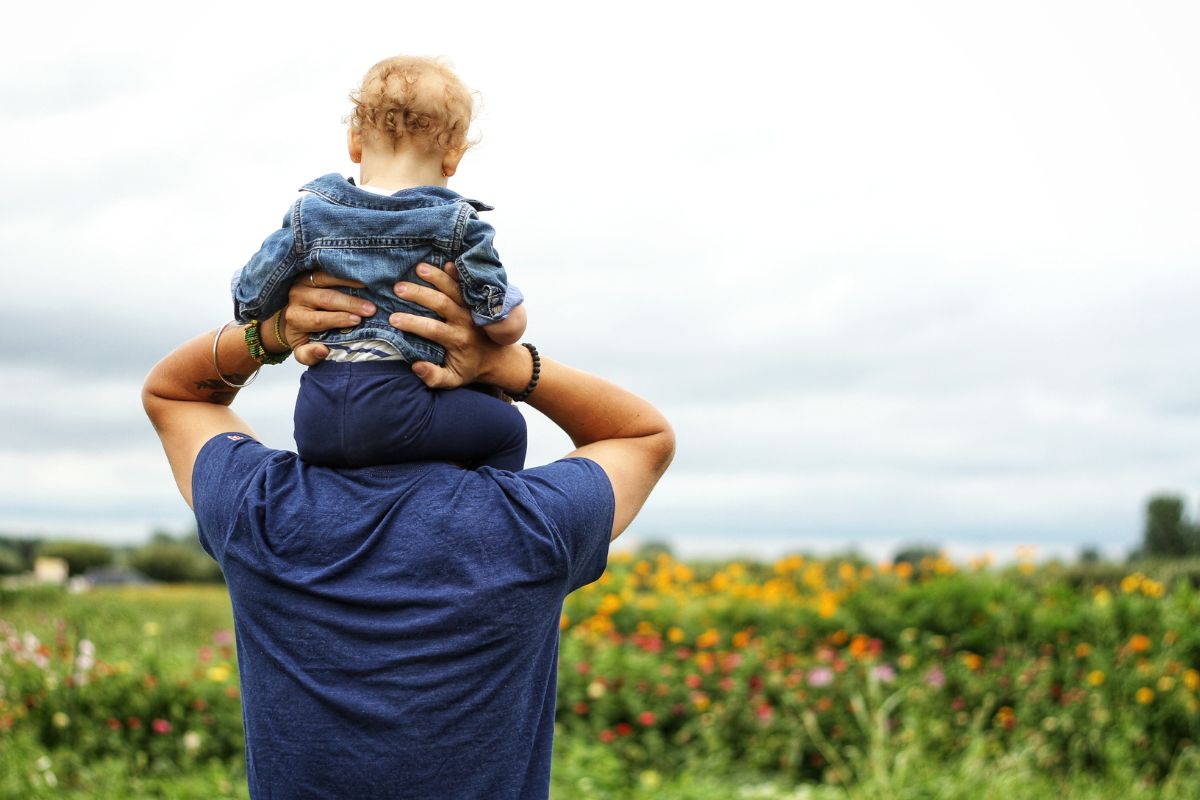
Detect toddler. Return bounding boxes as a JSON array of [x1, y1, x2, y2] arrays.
[[232, 55, 528, 470]]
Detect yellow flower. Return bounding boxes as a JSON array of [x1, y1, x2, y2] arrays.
[[207, 665, 232, 683], [1087, 670, 1105, 687], [1158, 676, 1176, 693], [1120, 573, 1143, 594], [667, 627, 685, 644], [1135, 687, 1155, 705], [52, 712, 70, 729], [895, 562, 914, 579], [143, 622, 161, 637], [1183, 670, 1200, 692], [597, 594, 621, 616], [817, 591, 838, 619]]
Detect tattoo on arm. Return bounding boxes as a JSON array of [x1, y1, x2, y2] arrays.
[[193, 378, 245, 406]]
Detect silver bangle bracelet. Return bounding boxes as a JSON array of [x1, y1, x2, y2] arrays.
[[212, 320, 261, 389]]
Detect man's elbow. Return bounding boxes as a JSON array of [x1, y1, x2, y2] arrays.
[[650, 420, 676, 477]]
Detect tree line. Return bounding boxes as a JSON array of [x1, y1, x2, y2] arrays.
[[0, 529, 221, 583]]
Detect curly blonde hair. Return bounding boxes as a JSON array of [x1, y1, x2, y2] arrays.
[[349, 55, 476, 152]]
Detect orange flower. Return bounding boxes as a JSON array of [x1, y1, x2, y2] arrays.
[[1128, 634, 1151, 654], [1135, 687, 1155, 705], [961, 653, 983, 671], [695, 629, 721, 649], [1074, 643, 1091, 659]]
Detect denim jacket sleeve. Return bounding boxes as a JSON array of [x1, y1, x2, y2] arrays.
[[454, 206, 513, 326], [231, 200, 303, 323]]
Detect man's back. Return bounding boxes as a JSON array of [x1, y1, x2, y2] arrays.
[[193, 433, 613, 799]]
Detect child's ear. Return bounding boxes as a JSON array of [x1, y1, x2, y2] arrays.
[[347, 128, 363, 164], [441, 147, 465, 178]]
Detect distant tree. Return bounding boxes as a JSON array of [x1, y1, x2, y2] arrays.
[[893, 543, 941, 566], [129, 542, 222, 583], [1142, 495, 1191, 557], [38, 540, 114, 576], [1078, 546, 1102, 564], [633, 540, 674, 561], [0, 544, 24, 575], [0, 536, 39, 573]]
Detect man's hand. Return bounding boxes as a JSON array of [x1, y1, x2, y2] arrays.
[[388, 263, 510, 389], [278, 272, 375, 366]]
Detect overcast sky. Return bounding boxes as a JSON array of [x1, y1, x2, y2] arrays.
[[1, 1, 1197, 561]]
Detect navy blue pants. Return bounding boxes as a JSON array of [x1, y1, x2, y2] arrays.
[[294, 361, 527, 471]]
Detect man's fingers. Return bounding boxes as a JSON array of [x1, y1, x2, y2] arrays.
[[392, 282, 469, 324], [294, 343, 329, 366], [388, 310, 457, 345], [410, 262, 464, 305], [308, 270, 366, 290], [290, 286, 375, 317], [410, 361, 455, 389]]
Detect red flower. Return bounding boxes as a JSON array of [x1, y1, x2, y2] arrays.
[[615, 722, 633, 737], [599, 729, 615, 743], [638, 711, 656, 726], [192, 698, 208, 711], [126, 717, 142, 730], [573, 702, 589, 715], [152, 719, 172, 735], [575, 662, 591, 675], [756, 703, 774, 721], [685, 675, 702, 689], [106, 717, 121, 731]]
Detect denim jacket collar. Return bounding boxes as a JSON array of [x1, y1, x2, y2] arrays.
[[300, 173, 494, 212]]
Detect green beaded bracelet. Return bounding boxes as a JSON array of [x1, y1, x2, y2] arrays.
[[244, 319, 291, 365]]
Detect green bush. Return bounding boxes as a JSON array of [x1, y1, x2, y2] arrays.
[[37, 541, 114, 576], [129, 544, 222, 583]]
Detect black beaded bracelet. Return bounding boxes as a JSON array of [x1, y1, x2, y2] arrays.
[[507, 343, 541, 402]]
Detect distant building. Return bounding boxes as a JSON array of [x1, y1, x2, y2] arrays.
[[33, 557, 69, 585]]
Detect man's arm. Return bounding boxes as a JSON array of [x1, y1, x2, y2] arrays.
[[389, 265, 675, 540], [142, 274, 372, 507]]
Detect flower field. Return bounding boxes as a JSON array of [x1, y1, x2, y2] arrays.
[[2, 555, 1200, 798]]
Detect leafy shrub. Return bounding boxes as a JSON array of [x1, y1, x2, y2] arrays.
[[129, 544, 222, 583], [37, 541, 114, 576]]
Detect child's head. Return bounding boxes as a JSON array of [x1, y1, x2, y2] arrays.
[[349, 56, 475, 156]]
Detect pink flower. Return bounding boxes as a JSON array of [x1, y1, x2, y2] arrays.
[[638, 711, 656, 726], [924, 667, 946, 689], [212, 630, 233, 646], [872, 664, 897, 684], [152, 719, 172, 735], [807, 667, 834, 687]]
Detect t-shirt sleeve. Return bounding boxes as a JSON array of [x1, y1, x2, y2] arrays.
[[517, 457, 615, 592], [191, 433, 278, 563]]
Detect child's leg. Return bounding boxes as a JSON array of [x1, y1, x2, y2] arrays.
[[294, 360, 526, 470], [408, 385, 527, 472]]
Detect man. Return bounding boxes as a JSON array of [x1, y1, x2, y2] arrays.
[[142, 265, 674, 799]]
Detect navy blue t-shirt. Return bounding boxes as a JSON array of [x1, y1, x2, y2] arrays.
[[192, 433, 614, 799]]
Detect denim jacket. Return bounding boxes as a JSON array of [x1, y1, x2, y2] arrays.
[[231, 174, 520, 364]]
